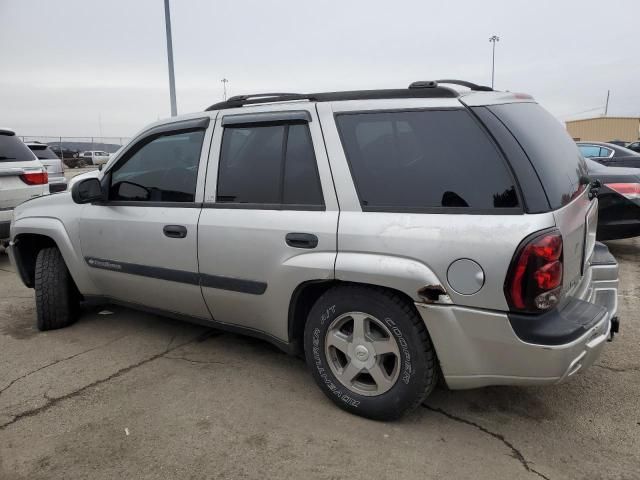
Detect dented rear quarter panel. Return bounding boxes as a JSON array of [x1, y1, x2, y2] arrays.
[[335, 211, 556, 310]]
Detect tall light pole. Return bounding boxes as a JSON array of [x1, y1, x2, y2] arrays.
[[221, 78, 229, 101], [164, 0, 177, 116], [489, 35, 500, 89]]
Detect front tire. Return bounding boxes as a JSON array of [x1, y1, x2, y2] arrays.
[[34, 247, 80, 331], [304, 285, 438, 420]]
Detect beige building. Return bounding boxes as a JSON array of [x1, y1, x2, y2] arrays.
[[566, 117, 640, 143]]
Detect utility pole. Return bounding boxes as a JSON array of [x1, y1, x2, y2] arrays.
[[221, 78, 229, 101], [489, 35, 500, 89], [604, 90, 610, 116], [164, 0, 177, 116]]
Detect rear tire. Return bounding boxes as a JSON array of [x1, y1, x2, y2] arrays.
[[304, 285, 438, 420], [34, 247, 80, 331]]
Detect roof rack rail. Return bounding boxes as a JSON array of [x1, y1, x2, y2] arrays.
[[205, 83, 466, 111], [207, 93, 313, 111], [432, 79, 493, 92]]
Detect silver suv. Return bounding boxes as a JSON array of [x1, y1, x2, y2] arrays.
[[7, 80, 620, 420]]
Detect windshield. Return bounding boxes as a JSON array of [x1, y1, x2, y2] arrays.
[[0, 134, 37, 162]]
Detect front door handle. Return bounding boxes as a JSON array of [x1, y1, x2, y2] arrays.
[[163, 225, 187, 239], [286, 232, 318, 249]]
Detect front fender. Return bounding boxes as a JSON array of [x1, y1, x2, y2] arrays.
[[10, 216, 98, 294], [334, 252, 449, 303]]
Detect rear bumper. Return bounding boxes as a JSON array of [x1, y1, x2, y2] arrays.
[[0, 208, 12, 239], [417, 242, 618, 389], [49, 181, 68, 193], [0, 220, 10, 240]]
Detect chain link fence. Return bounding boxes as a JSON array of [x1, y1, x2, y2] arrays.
[[19, 136, 131, 155]]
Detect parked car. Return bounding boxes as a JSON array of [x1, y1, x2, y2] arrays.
[[577, 141, 640, 168], [585, 158, 640, 240], [7, 80, 619, 420], [626, 140, 640, 154], [80, 150, 110, 166], [26, 142, 68, 193], [0, 129, 48, 242]]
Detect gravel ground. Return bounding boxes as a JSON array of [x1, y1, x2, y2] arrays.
[[0, 239, 638, 479]]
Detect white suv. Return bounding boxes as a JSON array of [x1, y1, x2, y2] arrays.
[[7, 81, 620, 419], [0, 129, 49, 242]]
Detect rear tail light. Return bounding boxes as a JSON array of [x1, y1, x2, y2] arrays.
[[605, 183, 640, 200], [505, 229, 563, 313], [20, 169, 48, 185]]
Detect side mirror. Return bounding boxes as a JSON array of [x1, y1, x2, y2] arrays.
[[98, 164, 103, 171], [72, 177, 104, 204]]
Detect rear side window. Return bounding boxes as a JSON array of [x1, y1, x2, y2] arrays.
[[217, 122, 324, 207], [488, 103, 588, 209], [0, 134, 36, 162], [335, 109, 519, 211]]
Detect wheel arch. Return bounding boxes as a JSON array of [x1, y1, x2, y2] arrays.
[[10, 218, 96, 294], [288, 279, 425, 355]]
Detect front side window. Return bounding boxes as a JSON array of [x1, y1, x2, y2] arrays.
[[216, 122, 324, 207], [336, 109, 519, 211], [109, 130, 205, 202]]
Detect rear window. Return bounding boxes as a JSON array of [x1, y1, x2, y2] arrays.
[[0, 134, 36, 162], [335, 109, 519, 212], [28, 144, 59, 160], [488, 103, 588, 209]]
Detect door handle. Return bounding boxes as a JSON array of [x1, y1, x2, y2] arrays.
[[163, 225, 187, 239], [286, 233, 318, 249]]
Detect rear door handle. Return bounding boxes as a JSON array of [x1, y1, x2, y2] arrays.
[[163, 225, 187, 239], [286, 232, 318, 249]]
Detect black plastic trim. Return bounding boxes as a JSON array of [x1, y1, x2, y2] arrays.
[[361, 206, 522, 215], [203, 202, 325, 211], [200, 273, 267, 295], [285, 232, 319, 249], [221, 110, 311, 126], [92, 201, 202, 208], [0, 220, 10, 239], [84, 257, 266, 295], [206, 87, 459, 111], [143, 117, 210, 137], [508, 297, 607, 346], [49, 182, 67, 193]]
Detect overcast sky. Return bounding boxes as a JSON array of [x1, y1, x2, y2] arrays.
[[1, 0, 638, 139]]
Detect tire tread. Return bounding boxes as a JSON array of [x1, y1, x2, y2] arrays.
[[34, 247, 78, 331]]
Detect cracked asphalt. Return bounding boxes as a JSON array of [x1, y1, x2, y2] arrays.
[[0, 238, 639, 480]]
